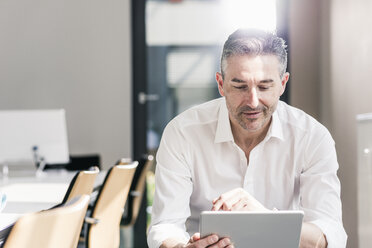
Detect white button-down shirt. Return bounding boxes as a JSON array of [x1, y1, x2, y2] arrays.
[[147, 97, 347, 248]]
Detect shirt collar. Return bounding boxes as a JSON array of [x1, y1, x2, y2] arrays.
[[215, 98, 234, 143], [215, 98, 285, 143], [265, 108, 285, 142]]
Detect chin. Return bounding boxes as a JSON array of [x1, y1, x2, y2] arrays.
[[245, 127, 263, 133], [241, 123, 262, 132]]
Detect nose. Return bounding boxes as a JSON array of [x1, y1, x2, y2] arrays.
[[246, 87, 259, 108]]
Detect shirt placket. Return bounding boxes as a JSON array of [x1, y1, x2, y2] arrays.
[[244, 145, 259, 194], [232, 142, 253, 192]]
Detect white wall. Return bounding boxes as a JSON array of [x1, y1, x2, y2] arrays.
[[0, 0, 132, 169], [289, 0, 321, 120], [329, 1, 372, 247], [290, 0, 372, 247]]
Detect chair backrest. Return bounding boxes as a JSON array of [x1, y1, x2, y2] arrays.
[[62, 166, 99, 204], [86, 162, 137, 248], [121, 154, 154, 226], [4, 195, 90, 248]]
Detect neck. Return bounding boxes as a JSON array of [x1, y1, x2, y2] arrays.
[[231, 118, 271, 153]]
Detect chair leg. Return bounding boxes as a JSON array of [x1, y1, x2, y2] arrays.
[[120, 226, 134, 248]]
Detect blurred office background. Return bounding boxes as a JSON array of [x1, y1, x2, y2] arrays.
[[1, 0, 372, 247]]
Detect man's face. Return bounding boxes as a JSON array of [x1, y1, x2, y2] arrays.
[[216, 54, 289, 134]]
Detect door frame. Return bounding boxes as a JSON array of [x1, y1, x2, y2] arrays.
[[130, 1, 291, 247], [131, 0, 148, 247]]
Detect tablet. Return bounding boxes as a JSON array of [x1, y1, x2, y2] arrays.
[[200, 211, 304, 248]]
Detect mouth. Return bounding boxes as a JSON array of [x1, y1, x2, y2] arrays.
[[242, 111, 261, 119]]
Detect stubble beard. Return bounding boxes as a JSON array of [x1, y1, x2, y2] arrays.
[[230, 103, 277, 132]]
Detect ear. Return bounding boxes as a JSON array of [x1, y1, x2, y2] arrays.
[[216, 72, 225, 97], [279, 72, 290, 96]]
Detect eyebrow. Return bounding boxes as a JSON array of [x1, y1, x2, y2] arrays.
[[231, 78, 274, 83], [231, 78, 245, 83], [259, 79, 274, 83]]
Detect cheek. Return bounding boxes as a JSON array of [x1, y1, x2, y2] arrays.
[[258, 91, 280, 106], [225, 93, 243, 109]]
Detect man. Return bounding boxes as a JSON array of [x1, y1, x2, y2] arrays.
[[147, 29, 347, 248]]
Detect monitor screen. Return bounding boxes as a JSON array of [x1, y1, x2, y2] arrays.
[[0, 109, 69, 165]]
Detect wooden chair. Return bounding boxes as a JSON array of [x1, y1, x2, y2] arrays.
[[3, 195, 90, 248], [62, 166, 99, 204], [85, 162, 138, 248], [121, 154, 154, 226]]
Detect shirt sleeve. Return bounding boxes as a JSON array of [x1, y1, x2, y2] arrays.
[[300, 128, 347, 248], [147, 120, 193, 248]]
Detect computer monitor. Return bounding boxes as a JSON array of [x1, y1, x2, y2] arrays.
[[0, 109, 70, 166]]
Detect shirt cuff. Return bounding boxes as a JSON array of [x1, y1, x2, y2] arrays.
[[309, 219, 347, 248], [147, 223, 190, 248]]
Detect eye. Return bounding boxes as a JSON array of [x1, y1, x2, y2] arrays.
[[258, 86, 269, 90], [233, 86, 247, 90]]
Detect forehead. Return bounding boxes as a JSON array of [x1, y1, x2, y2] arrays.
[[224, 55, 281, 79]]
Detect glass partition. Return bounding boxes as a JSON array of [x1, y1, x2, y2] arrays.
[[145, 0, 277, 152]]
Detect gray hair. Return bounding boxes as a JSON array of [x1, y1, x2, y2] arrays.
[[221, 29, 288, 78]]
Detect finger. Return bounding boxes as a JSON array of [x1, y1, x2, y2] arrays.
[[222, 195, 240, 211], [231, 198, 247, 211], [190, 233, 201, 243], [212, 188, 244, 211], [212, 193, 235, 211], [211, 196, 224, 211], [212, 191, 236, 204], [212, 198, 232, 211], [211, 199, 222, 211], [220, 192, 245, 211], [208, 237, 232, 248], [195, 234, 219, 247]]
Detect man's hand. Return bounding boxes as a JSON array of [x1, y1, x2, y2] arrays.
[[212, 188, 269, 211], [187, 233, 233, 248], [300, 223, 328, 248], [160, 233, 233, 248]]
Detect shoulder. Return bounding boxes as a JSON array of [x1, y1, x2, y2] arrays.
[[276, 102, 337, 169], [168, 97, 223, 130], [276, 101, 331, 138], [158, 98, 223, 167]]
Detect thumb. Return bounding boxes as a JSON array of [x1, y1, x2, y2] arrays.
[[189, 233, 201, 243]]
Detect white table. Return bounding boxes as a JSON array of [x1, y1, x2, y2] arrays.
[[0, 169, 105, 232], [0, 170, 74, 230]]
